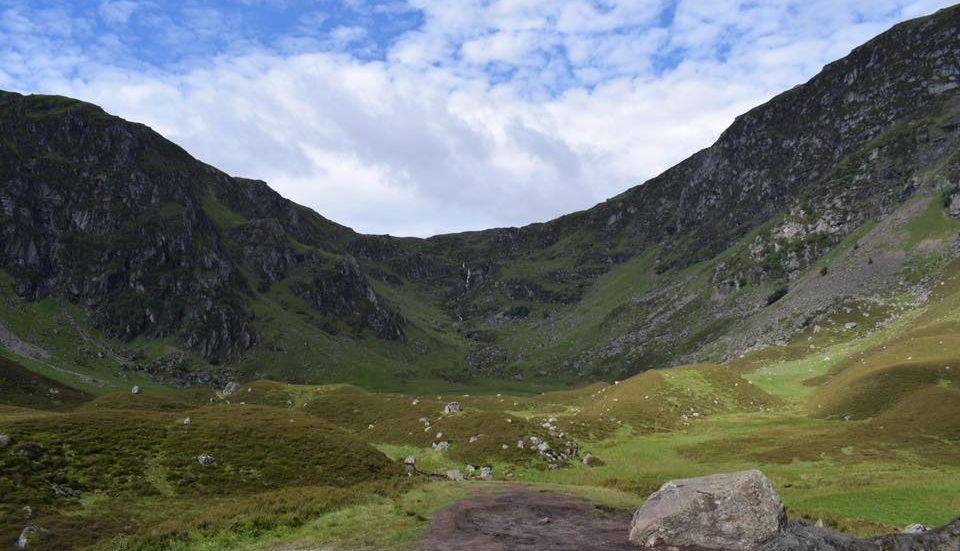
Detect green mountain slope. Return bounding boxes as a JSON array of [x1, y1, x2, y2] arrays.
[[1, 6, 960, 392]]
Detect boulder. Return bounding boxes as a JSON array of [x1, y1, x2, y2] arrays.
[[131, 385, 141, 395], [182, 417, 192, 426], [629, 470, 786, 550], [222, 382, 241, 396], [444, 402, 462, 415], [903, 523, 930, 534], [446, 469, 464, 481], [480, 466, 494, 481], [0, 434, 10, 447], [432, 441, 450, 451], [403, 456, 416, 465]]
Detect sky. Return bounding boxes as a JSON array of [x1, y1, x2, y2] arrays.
[[0, 1, 954, 236]]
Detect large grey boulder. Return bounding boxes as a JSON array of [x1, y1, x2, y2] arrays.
[[629, 469, 786, 550], [222, 382, 241, 396]]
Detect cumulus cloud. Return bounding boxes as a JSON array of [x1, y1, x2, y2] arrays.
[[0, 0, 954, 236]]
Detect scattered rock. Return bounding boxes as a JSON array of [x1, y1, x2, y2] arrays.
[[15, 445, 42, 460], [403, 456, 416, 465], [432, 441, 450, 451], [197, 453, 216, 465], [222, 382, 241, 396], [131, 385, 141, 395], [844, 322, 858, 330], [444, 402, 462, 415], [629, 470, 786, 550], [446, 469, 464, 481], [182, 417, 192, 426], [51, 484, 79, 498], [469, 435, 479, 443], [537, 516, 551, 525], [582, 453, 604, 467], [465, 465, 476, 474], [0, 434, 10, 447], [480, 466, 494, 480], [903, 523, 930, 534], [47, 388, 59, 396], [16, 526, 50, 549]]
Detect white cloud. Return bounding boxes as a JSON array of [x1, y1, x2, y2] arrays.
[[99, 1, 139, 26], [0, 0, 955, 236]]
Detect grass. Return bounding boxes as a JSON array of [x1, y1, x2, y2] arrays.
[[901, 193, 960, 250]]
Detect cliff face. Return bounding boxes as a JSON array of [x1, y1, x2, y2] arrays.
[[0, 93, 400, 366], [0, 7, 959, 385]]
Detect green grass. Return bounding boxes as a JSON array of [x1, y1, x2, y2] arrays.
[[901, 194, 960, 250]]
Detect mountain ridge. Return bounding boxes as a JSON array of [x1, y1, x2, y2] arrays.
[[1, 5, 959, 389]]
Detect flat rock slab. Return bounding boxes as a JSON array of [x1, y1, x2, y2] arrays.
[[422, 491, 683, 551]]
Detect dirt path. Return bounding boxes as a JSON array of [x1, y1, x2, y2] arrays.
[[421, 490, 640, 551]]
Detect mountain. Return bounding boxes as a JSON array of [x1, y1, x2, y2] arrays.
[[1, 6, 959, 391]]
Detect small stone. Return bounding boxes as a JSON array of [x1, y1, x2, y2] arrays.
[[0, 434, 10, 447], [446, 469, 464, 481], [403, 456, 416, 465], [815, 519, 824, 528], [16, 526, 48, 549], [51, 484, 79, 498], [501, 444, 509, 450], [537, 517, 551, 525], [582, 453, 604, 467], [469, 435, 479, 443], [197, 453, 216, 465], [436, 432, 443, 439], [22, 506, 32, 519], [432, 441, 450, 451], [903, 523, 930, 534], [131, 385, 141, 395], [182, 417, 192, 426], [465, 464, 476, 474]]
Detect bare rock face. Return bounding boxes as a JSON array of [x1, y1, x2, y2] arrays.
[[629, 469, 786, 550]]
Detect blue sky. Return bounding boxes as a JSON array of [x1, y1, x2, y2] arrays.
[[0, 0, 955, 236]]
